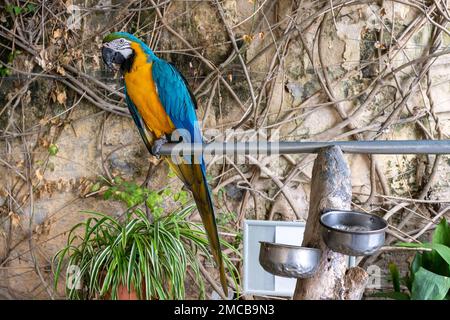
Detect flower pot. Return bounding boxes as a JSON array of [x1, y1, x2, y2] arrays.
[[116, 283, 139, 300], [99, 273, 146, 300]]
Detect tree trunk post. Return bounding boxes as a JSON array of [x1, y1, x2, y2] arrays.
[[293, 146, 368, 300]]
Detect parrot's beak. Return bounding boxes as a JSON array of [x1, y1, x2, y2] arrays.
[[101, 46, 125, 70]]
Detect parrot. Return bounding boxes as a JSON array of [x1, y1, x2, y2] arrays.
[[101, 32, 228, 296]]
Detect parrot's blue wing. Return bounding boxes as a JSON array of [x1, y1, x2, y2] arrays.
[[151, 58, 202, 146]]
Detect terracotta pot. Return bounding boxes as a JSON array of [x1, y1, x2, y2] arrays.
[[116, 283, 140, 300], [101, 282, 144, 300], [99, 273, 145, 300]]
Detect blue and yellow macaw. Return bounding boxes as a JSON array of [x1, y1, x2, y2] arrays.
[[101, 32, 228, 295]]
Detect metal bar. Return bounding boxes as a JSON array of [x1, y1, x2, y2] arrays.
[[158, 140, 450, 156]]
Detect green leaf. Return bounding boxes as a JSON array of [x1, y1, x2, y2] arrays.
[[407, 253, 423, 290], [5, 4, 14, 14], [167, 167, 177, 178], [103, 188, 113, 200], [411, 267, 450, 300], [26, 3, 37, 13], [396, 242, 450, 275], [431, 243, 450, 268], [48, 143, 59, 156], [90, 182, 101, 193], [0, 67, 11, 77], [113, 176, 123, 184], [162, 188, 172, 197], [431, 219, 450, 274], [13, 6, 22, 15], [126, 241, 137, 291], [389, 263, 401, 292], [433, 218, 450, 247], [396, 242, 428, 248], [5, 5, 23, 15]]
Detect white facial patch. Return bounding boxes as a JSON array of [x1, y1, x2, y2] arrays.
[[119, 47, 133, 59], [107, 38, 133, 58]]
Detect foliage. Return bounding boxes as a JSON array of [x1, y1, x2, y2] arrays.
[[102, 177, 188, 211], [0, 49, 21, 77], [5, 3, 37, 16], [1, 4, 32, 75], [377, 219, 450, 300], [216, 208, 237, 227], [53, 179, 240, 300], [48, 143, 59, 156]]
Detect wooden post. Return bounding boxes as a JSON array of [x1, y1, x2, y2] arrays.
[[293, 146, 368, 300]]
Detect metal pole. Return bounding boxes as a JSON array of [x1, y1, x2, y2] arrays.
[[158, 140, 450, 156]]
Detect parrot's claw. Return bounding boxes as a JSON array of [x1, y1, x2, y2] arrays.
[[151, 136, 168, 158]]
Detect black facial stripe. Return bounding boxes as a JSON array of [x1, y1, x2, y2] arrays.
[[121, 50, 135, 73]]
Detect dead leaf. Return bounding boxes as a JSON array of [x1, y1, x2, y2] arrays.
[[39, 117, 49, 126], [38, 137, 50, 147], [61, 55, 72, 65], [23, 90, 31, 104], [53, 28, 63, 39], [374, 41, 386, 49], [64, 181, 72, 192], [37, 48, 49, 70], [57, 178, 63, 191], [35, 168, 44, 181], [56, 90, 67, 105], [56, 65, 66, 76], [35, 224, 42, 235], [69, 178, 77, 188], [243, 34, 253, 44], [9, 211, 20, 228], [149, 156, 160, 166], [92, 54, 100, 68]]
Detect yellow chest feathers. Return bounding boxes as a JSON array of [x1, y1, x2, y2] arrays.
[[124, 44, 174, 137]]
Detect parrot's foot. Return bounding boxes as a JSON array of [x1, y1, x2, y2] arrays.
[[151, 136, 168, 158]]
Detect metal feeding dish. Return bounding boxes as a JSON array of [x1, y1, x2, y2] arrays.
[[259, 242, 321, 278], [320, 210, 388, 256]]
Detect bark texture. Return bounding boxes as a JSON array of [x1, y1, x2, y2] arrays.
[[293, 146, 368, 300]]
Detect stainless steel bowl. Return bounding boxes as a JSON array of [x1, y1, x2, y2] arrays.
[[320, 210, 388, 256], [258, 242, 321, 278]]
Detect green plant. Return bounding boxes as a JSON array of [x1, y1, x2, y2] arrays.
[[48, 143, 59, 156], [53, 180, 240, 300], [102, 177, 188, 210], [377, 218, 450, 300], [0, 49, 21, 77], [5, 3, 37, 16]]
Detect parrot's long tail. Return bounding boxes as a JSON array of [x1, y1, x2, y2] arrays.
[[166, 158, 228, 297]]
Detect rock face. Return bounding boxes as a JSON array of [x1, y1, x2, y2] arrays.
[[0, 1, 449, 299]]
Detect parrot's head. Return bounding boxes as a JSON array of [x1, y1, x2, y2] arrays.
[[101, 32, 153, 72]]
